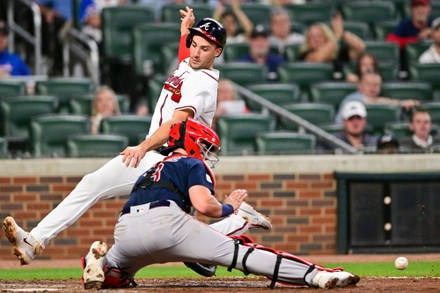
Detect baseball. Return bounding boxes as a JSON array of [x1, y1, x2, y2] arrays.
[[394, 256, 408, 270]]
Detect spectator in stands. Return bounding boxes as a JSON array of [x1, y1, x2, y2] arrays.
[[335, 72, 420, 124], [319, 101, 376, 152], [270, 0, 306, 5], [0, 21, 31, 77], [213, 0, 253, 44], [386, 0, 433, 49], [376, 134, 400, 154], [345, 52, 381, 83], [299, 15, 365, 71], [79, 0, 127, 44], [239, 25, 285, 81], [134, 98, 149, 116], [90, 86, 121, 135], [399, 109, 440, 152], [268, 8, 304, 54], [36, 0, 73, 75], [212, 78, 248, 129], [419, 17, 440, 63]]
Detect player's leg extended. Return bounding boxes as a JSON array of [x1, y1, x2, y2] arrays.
[[3, 151, 164, 265]]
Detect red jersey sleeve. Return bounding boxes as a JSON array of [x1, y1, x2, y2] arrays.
[[178, 34, 190, 63]]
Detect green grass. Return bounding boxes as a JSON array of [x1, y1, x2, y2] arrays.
[[1, 262, 439, 280]]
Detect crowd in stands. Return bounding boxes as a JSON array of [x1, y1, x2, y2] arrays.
[[1, 0, 440, 158]]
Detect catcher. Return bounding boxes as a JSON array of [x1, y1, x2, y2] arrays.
[[81, 119, 360, 290]]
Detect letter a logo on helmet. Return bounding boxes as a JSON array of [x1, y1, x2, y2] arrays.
[[186, 18, 227, 49]]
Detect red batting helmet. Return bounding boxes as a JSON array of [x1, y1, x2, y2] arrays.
[[161, 119, 221, 167], [186, 18, 227, 49]]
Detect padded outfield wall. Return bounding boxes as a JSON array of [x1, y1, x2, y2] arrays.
[[0, 154, 439, 260]]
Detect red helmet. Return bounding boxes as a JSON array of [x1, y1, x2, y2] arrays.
[[186, 18, 227, 49], [161, 119, 221, 167]]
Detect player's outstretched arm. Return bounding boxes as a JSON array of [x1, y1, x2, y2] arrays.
[[190, 186, 247, 218], [120, 109, 193, 168], [178, 6, 194, 62]]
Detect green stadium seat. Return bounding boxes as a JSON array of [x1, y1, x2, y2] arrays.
[[246, 83, 301, 112], [162, 3, 213, 23], [343, 21, 373, 40], [0, 137, 8, 158], [30, 114, 90, 157], [284, 3, 335, 25], [365, 41, 400, 64], [217, 62, 268, 86], [224, 43, 250, 62], [310, 82, 357, 110], [343, 61, 399, 81], [0, 96, 58, 144], [35, 78, 95, 113], [404, 42, 431, 69], [381, 81, 433, 102], [277, 62, 334, 99], [409, 63, 440, 95], [216, 113, 276, 156], [101, 115, 152, 145], [240, 3, 272, 27], [280, 103, 335, 131], [161, 42, 180, 75], [67, 134, 128, 158], [365, 104, 401, 135], [133, 23, 181, 76], [342, 1, 397, 25], [284, 44, 301, 62], [320, 123, 344, 135], [372, 21, 399, 40], [69, 93, 130, 115], [146, 76, 164, 112], [385, 0, 407, 19], [102, 5, 155, 62], [432, 1, 440, 18], [419, 102, 440, 125], [0, 80, 26, 100], [256, 131, 316, 155], [384, 121, 412, 139]]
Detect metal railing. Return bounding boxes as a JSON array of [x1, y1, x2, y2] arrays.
[[234, 82, 359, 154], [62, 28, 100, 86], [7, 0, 42, 75]]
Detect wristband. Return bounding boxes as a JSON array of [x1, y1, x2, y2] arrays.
[[221, 204, 234, 217]]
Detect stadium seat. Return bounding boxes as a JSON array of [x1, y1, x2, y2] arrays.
[[239, 3, 272, 27], [147, 76, 164, 112], [432, 1, 440, 18], [0, 137, 8, 158], [162, 3, 213, 23], [102, 5, 155, 62], [35, 78, 95, 113], [404, 42, 431, 69], [224, 43, 250, 62], [419, 103, 440, 125], [284, 3, 335, 25], [343, 21, 373, 40], [69, 94, 130, 115], [0, 80, 26, 100], [217, 62, 268, 86], [101, 115, 152, 145], [341, 1, 397, 25], [372, 21, 399, 40], [30, 114, 90, 157], [66, 134, 128, 158], [365, 41, 400, 64], [381, 81, 433, 102], [280, 103, 335, 131], [284, 44, 301, 62], [384, 122, 412, 139], [343, 61, 399, 82], [0, 96, 58, 144], [246, 83, 301, 112], [277, 62, 334, 99], [161, 42, 180, 74], [310, 81, 357, 110], [133, 23, 181, 76], [256, 131, 316, 155], [409, 64, 440, 98], [365, 104, 401, 135], [216, 113, 276, 156], [320, 123, 344, 135]]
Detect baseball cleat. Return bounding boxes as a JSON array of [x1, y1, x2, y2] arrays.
[[184, 262, 217, 277], [82, 241, 108, 290], [236, 202, 272, 230], [311, 271, 360, 289], [2, 216, 42, 265]]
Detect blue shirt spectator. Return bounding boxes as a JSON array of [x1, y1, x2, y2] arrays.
[[0, 21, 31, 77], [36, 0, 73, 21]]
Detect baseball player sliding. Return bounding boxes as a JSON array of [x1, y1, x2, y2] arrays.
[[3, 7, 271, 275], [81, 119, 360, 290]]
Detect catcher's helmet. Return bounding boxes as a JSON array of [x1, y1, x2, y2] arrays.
[[161, 119, 221, 167], [186, 18, 227, 49]]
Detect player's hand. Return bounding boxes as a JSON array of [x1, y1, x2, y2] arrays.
[[120, 144, 147, 168], [223, 189, 248, 210], [400, 99, 420, 111], [180, 6, 195, 35]]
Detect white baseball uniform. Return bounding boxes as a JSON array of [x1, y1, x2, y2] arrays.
[[29, 56, 248, 248]]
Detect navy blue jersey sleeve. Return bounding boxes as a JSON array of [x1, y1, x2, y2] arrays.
[[186, 159, 215, 194]]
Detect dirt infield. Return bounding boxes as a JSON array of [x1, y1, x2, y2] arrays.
[[0, 277, 439, 292]]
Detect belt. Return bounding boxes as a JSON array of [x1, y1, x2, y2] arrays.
[[120, 200, 171, 217]]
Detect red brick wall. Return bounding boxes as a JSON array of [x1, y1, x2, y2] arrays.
[[0, 171, 337, 260]]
